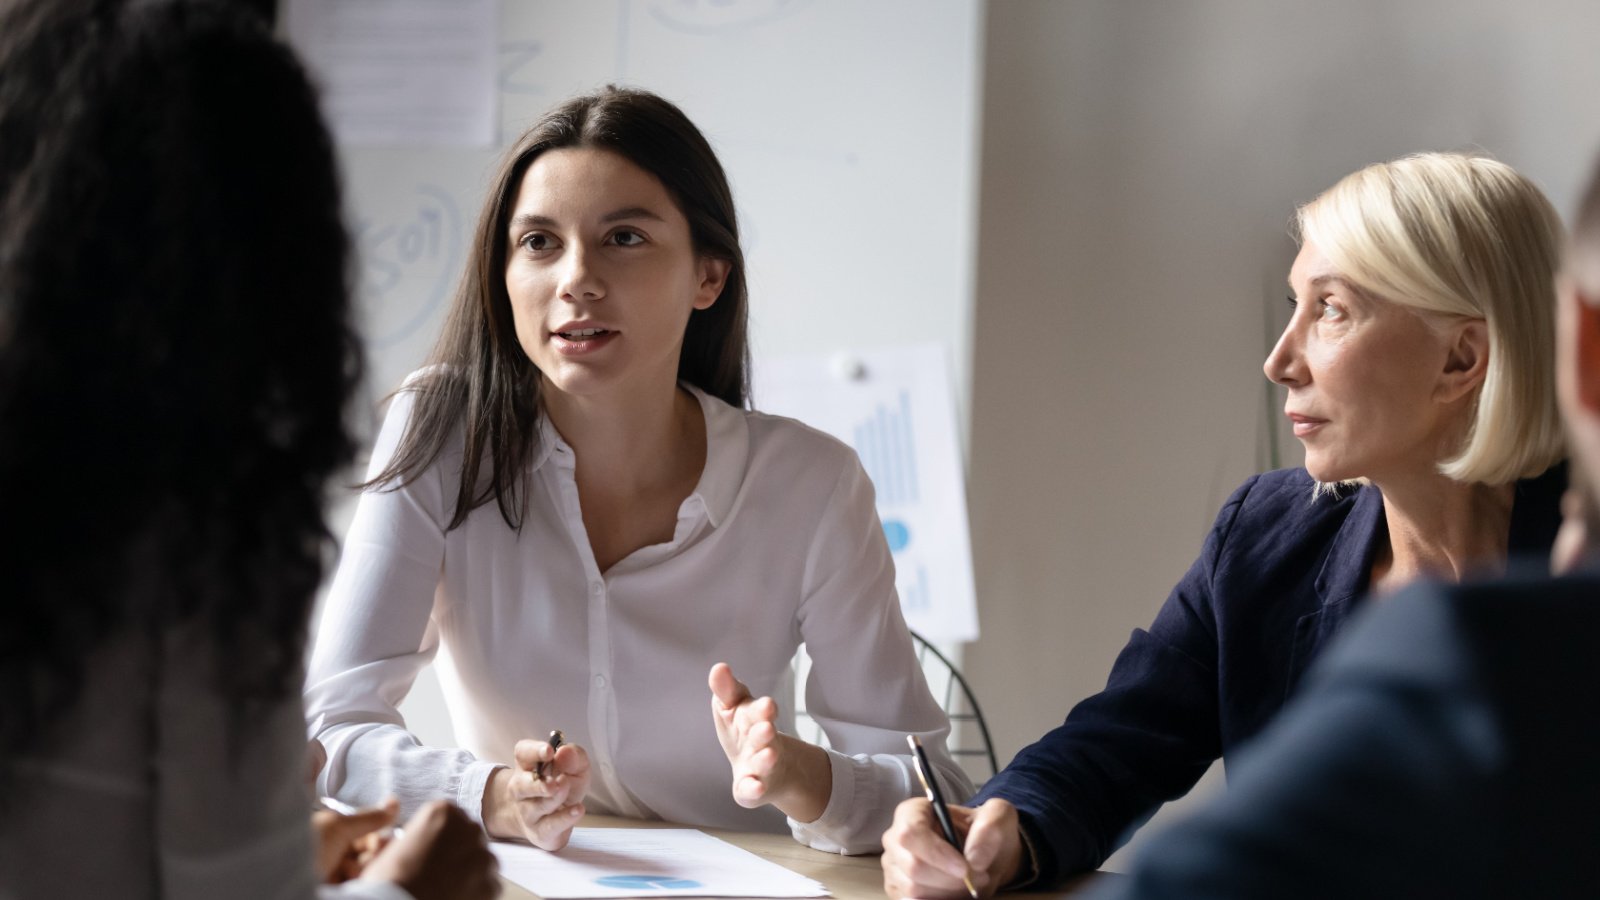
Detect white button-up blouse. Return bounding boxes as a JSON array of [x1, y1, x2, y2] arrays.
[[305, 382, 970, 854]]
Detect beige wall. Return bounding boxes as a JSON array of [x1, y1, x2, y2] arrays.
[[965, 0, 1600, 866]]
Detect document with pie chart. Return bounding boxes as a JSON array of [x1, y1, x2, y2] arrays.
[[757, 342, 979, 642], [490, 829, 829, 898]]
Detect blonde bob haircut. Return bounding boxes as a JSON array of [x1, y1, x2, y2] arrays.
[[1296, 152, 1565, 486]]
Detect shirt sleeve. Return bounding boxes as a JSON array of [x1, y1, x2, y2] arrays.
[[971, 477, 1258, 882], [789, 455, 975, 855], [304, 388, 503, 824], [1086, 586, 1499, 900]]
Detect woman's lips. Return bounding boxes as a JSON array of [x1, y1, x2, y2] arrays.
[[550, 328, 617, 356], [1287, 412, 1328, 438]]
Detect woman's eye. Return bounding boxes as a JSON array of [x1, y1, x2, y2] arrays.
[[610, 229, 646, 247], [1318, 299, 1344, 321], [519, 233, 554, 252]]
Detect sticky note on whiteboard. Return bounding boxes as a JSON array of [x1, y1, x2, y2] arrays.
[[756, 343, 978, 642]]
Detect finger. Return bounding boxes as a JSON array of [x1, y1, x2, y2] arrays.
[[528, 801, 585, 850], [514, 738, 555, 772], [732, 773, 768, 807], [743, 743, 780, 781], [742, 718, 778, 752], [894, 839, 969, 898], [322, 805, 400, 844], [963, 799, 1017, 874], [751, 695, 779, 721], [509, 770, 572, 807], [552, 743, 591, 778], [708, 663, 752, 709], [893, 800, 971, 881], [552, 749, 591, 805]]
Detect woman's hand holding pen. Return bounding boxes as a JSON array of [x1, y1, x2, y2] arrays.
[[881, 797, 1024, 900], [311, 797, 498, 900], [484, 735, 590, 850], [362, 801, 501, 900], [312, 797, 399, 882], [708, 662, 833, 824], [306, 739, 400, 883]]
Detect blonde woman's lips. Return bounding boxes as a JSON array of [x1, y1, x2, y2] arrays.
[[1287, 412, 1327, 437]]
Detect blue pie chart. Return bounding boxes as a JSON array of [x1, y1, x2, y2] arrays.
[[595, 875, 704, 891], [883, 519, 911, 553]]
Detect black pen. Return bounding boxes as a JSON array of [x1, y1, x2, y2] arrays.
[[537, 729, 565, 780], [907, 734, 979, 900]]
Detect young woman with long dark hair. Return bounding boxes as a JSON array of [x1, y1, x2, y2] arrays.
[[306, 86, 969, 855]]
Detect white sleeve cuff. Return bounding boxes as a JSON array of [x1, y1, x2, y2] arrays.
[[456, 760, 506, 828], [787, 748, 892, 856]]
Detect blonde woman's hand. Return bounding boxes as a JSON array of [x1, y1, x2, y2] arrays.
[[881, 797, 1023, 900]]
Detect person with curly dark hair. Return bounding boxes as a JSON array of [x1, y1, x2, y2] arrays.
[[0, 1, 497, 897]]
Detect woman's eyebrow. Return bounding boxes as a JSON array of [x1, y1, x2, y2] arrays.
[[1287, 273, 1350, 291], [599, 206, 666, 224], [507, 206, 667, 231], [509, 212, 555, 230]]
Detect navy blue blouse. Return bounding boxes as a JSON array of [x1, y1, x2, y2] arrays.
[[972, 464, 1565, 884]]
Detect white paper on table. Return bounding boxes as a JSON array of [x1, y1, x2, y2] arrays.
[[284, 0, 498, 147], [489, 829, 830, 898], [755, 343, 979, 642]]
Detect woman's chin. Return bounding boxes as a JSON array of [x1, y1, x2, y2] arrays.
[[1303, 456, 1361, 486]]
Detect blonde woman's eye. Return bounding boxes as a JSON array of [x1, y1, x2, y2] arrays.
[[1318, 299, 1344, 321]]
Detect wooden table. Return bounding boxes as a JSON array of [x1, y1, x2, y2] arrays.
[[496, 816, 1106, 900]]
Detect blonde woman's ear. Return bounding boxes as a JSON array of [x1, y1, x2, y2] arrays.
[[1436, 318, 1490, 403]]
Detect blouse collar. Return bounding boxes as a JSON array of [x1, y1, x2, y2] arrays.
[[531, 383, 750, 530]]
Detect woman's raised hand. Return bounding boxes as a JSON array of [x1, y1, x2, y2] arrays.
[[708, 662, 832, 823]]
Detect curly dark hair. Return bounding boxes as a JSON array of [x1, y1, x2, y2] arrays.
[[0, 0, 361, 756]]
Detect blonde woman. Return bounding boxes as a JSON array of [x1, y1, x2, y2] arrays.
[[881, 153, 1567, 898]]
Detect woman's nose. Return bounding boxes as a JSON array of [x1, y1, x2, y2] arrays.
[[1264, 318, 1307, 387], [558, 245, 604, 301]]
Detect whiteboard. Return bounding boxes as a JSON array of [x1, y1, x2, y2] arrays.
[[308, 0, 983, 428]]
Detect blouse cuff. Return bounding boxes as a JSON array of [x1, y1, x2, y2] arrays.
[[455, 760, 505, 828], [787, 748, 876, 855]]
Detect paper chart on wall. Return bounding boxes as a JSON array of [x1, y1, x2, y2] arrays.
[[755, 343, 979, 642], [488, 828, 829, 898], [284, 0, 498, 147]]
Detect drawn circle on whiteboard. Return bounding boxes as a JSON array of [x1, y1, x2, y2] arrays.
[[882, 519, 911, 553], [359, 184, 464, 350], [594, 875, 704, 890]]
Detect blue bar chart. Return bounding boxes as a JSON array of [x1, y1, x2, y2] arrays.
[[755, 344, 978, 641]]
